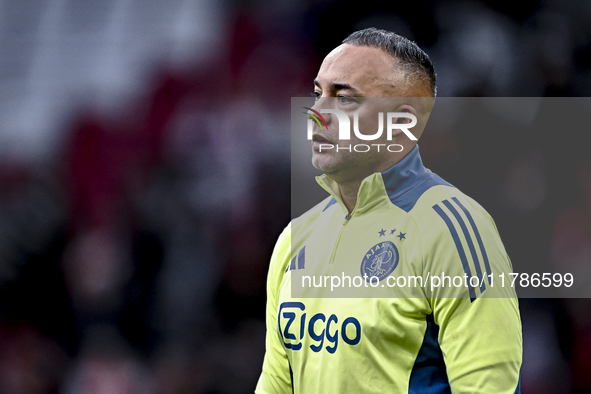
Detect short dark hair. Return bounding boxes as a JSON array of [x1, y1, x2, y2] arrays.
[[342, 28, 437, 96]]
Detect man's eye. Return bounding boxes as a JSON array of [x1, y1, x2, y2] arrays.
[[338, 96, 354, 104], [312, 91, 321, 101]]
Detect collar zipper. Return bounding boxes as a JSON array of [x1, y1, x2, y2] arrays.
[[328, 209, 355, 265]]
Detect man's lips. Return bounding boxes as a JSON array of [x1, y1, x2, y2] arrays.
[[312, 134, 333, 145]]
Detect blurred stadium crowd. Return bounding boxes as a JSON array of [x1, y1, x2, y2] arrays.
[[0, 0, 590, 393]]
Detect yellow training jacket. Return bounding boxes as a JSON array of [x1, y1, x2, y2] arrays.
[[256, 145, 522, 394]]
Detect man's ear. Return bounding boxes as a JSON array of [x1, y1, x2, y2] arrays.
[[386, 103, 428, 141], [394, 104, 417, 123]]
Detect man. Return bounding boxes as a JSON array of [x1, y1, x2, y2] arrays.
[[256, 28, 522, 393]]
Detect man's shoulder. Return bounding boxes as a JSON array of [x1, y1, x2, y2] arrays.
[[406, 175, 498, 244], [388, 170, 486, 216], [271, 195, 336, 249], [291, 195, 338, 228], [386, 171, 453, 213], [409, 177, 491, 220], [267, 196, 335, 278]]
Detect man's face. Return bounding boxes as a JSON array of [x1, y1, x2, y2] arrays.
[[310, 44, 420, 184]]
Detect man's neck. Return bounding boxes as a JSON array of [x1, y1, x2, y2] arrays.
[[330, 143, 417, 213]]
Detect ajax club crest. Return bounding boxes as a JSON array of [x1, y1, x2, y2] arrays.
[[360, 241, 399, 282]]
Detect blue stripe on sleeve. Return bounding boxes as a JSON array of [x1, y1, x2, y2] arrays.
[[297, 246, 306, 270], [433, 204, 476, 301], [323, 197, 337, 212], [442, 200, 486, 293], [286, 256, 297, 272], [451, 197, 492, 277]]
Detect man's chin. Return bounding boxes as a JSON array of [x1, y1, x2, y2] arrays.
[[311, 157, 332, 173], [311, 158, 340, 177]]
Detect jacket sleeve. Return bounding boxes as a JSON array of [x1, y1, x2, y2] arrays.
[[423, 195, 522, 393], [255, 225, 293, 394]]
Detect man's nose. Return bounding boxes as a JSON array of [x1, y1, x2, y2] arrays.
[[304, 106, 329, 131], [310, 96, 332, 114], [309, 97, 336, 126]]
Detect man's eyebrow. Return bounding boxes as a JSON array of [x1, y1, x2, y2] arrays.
[[314, 79, 361, 94]]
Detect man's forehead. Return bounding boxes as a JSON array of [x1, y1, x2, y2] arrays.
[[323, 44, 393, 66], [316, 44, 403, 96]]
